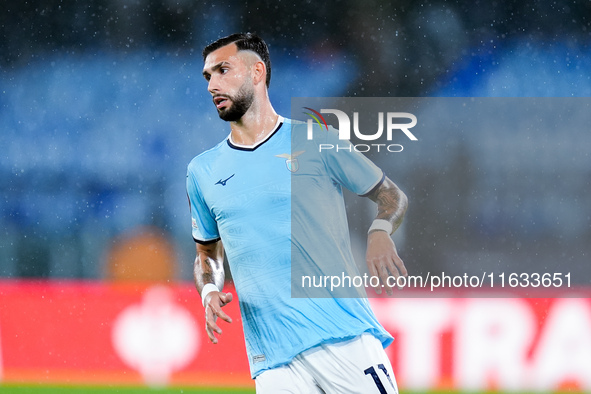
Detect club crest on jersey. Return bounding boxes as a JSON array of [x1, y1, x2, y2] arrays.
[[276, 151, 304, 172]]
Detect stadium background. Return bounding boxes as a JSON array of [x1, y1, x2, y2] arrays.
[[1, 0, 591, 392]]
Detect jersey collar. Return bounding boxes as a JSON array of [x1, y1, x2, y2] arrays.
[[226, 116, 284, 151]]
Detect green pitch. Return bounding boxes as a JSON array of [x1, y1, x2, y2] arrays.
[[0, 385, 255, 394]]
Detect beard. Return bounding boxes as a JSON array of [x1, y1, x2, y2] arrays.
[[217, 81, 255, 122]]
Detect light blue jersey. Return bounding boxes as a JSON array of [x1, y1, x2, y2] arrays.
[[186, 117, 393, 378]]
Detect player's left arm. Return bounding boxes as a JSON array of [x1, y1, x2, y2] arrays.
[[365, 176, 408, 295]]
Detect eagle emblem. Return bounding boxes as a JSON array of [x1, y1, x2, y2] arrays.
[[275, 151, 305, 173]]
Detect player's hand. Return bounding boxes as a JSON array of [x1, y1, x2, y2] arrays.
[[366, 230, 407, 296], [204, 291, 233, 344]]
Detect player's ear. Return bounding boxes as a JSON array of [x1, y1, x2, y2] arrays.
[[252, 61, 266, 86]]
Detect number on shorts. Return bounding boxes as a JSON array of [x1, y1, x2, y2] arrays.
[[364, 363, 395, 393]]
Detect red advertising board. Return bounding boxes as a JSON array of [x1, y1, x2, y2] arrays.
[[0, 280, 590, 390], [0, 280, 251, 387]]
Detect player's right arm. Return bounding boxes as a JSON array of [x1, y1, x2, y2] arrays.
[[194, 240, 233, 344]]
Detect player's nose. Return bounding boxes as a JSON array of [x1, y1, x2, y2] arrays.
[[208, 75, 220, 95]]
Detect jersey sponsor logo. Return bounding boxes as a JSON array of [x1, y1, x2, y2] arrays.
[[276, 151, 304, 173], [215, 174, 235, 186]]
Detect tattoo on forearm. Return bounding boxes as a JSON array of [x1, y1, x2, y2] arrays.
[[198, 257, 216, 285], [370, 178, 408, 233], [194, 253, 224, 291]]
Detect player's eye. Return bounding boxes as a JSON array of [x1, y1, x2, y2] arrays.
[[220, 67, 229, 74]]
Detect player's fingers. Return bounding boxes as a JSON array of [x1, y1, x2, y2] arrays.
[[206, 305, 223, 333], [212, 304, 232, 324], [219, 292, 234, 306], [393, 255, 408, 277], [383, 257, 401, 293], [206, 293, 233, 324], [367, 259, 382, 295], [385, 254, 407, 290], [386, 240, 406, 276], [204, 307, 220, 344], [386, 247, 407, 277], [378, 262, 395, 296], [205, 323, 217, 344]]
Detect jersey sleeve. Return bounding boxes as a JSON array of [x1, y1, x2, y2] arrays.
[[320, 127, 385, 196], [186, 168, 220, 244]]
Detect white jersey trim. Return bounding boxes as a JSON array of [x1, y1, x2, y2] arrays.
[[227, 116, 284, 150]]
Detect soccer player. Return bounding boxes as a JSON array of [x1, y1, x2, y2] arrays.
[[187, 32, 408, 393]]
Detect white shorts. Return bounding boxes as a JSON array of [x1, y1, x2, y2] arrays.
[[255, 333, 398, 394]]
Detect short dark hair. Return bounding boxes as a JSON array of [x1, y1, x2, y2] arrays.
[[202, 32, 271, 88]]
